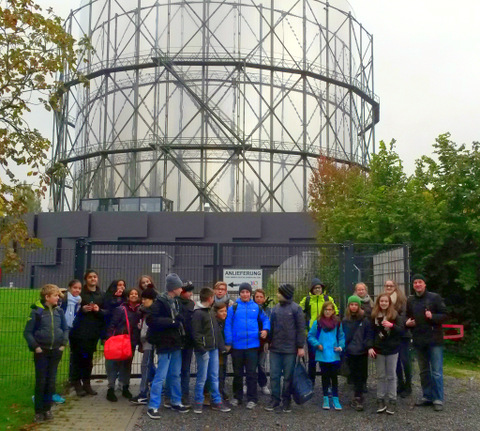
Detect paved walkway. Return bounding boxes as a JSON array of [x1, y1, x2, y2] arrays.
[[36, 379, 142, 431]]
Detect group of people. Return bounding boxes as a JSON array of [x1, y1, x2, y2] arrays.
[[23, 270, 447, 424]]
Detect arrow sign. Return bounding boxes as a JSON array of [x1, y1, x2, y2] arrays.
[[223, 269, 263, 292]]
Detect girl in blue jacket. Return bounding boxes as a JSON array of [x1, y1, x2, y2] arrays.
[[308, 301, 345, 411]]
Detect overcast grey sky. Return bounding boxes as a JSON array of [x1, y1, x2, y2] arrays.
[[32, 0, 480, 176]]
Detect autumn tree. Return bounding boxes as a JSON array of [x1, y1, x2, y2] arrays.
[[0, 0, 85, 271]]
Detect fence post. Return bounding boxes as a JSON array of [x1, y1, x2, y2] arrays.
[[74, 238, 87, 281], [403, 244, 411, 295], [212, 243, 219, 284], [342, 241, 355, 316]]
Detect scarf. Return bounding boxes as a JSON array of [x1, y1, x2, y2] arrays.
[[214, 294, 231, 306], [65, 292, 82, 328], [390, 291, 398, 305], [319, 316, 337, 331], [160, 292, 185, 336], [360, 294, 374, 307]]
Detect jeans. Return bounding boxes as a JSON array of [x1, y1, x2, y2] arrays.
[[376, 353, 398, 401], [69, 336, 97, 382], [319, 361, 340, 397], [231, 348, 258, 403], [415, 344, 444, 404], [106, 357, 133, 388], [269, 352, 296, 403], [148, 350, 182, 409], [396, 338, 412, 390], [347, 354, 368, 398], [219, 352, 228, 398], [34, 348, 63, 413], [195, 350, 222, 404], [257, 349, 268, 388], [181, 348, 193, 398], [139, 349, 155, 397]]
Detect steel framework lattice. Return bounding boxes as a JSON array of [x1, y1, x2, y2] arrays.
[[51, 0, 379, 212]]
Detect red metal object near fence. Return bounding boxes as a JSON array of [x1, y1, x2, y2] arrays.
[[443, 324, 464, 340]]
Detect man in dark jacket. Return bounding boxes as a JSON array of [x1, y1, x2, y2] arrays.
[[145, 273, 190, 420], [406, 274, 447, 411], [264, 284, 305, 413]]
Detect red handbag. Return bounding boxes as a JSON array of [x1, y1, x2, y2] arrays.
[[104, 307, 132, 360]]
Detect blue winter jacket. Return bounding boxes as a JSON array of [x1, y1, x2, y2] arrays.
[[307, 320, 345, 363], [224, 298, 270, 349]]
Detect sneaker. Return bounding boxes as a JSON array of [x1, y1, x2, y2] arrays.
[[106, 388, 118, 402], [33, 413, 44, 423], [264, 399, 280, 412], [182, 396, 192, 409], [415, 397, 433, 406], [246, 401, 257, 409], [230, 398, 240, 407], [130, 395, 148, 405], [52, 393, 65, 403], [386, 400, 396, 415], [171, 404, 190, 413], [376, 399, 386, 413], [282, 400, 292, 413], [122, 386, 133, 399], [193, 402, 203, 414], [44, 410, 54, 420], [332, 396, 342, 411], [261, 386, 271, 395], [163, 398, 172, 409], [322, 396, 330, 410], [350, 397, 364, 412], [147, 408, 161, 420], [211, 401, 231, 412], [434, 403, 444, 412]]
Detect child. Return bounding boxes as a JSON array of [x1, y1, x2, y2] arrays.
[[105, 287, 142, 402], [61, 279, 82, 331], [354, 282, 374, 318], [213, 302, 229, 401], [104, 279, 126, 332], [342, 295, 373, 411], [213, 281, 233, 307], [138, 275, 156, 291], [369, 292, 404, 415], [191, 287, 231, 413], [130, 287, 157, 405], [307, 301, 344, 410], [24, 284, 68, 423], [254, 289, 271, 395]]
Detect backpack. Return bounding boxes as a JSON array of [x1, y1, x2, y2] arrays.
[[231, 302, 263, 331]]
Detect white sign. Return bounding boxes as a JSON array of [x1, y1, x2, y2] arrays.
[[151, 264, 161, 273], [223, 269, 263, 292]]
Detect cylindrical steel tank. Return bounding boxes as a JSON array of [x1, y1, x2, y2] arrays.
[[51, 0, 378, 212]]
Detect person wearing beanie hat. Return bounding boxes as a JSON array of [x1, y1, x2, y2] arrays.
[[347, 295, 362, 306], [224, 281, 270, 409], [141, 287, 157, 300], [406, 275, 447, 411], [299, 277, 339, 385], [264, 284, 305, 412], [145, 273, 190, 418]]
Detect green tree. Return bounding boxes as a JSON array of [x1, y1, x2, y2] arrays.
[[0, 0, 84, 271]]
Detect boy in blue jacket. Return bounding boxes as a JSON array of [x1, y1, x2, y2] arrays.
[[224, 282, 270, 409], [24, 284, 68, 423]]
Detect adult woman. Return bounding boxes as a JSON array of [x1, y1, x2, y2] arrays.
[[105, 288, 142, 402], [384, 280, 411, 397], [69, 269, 105, 396]]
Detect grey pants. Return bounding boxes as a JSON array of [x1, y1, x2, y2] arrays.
[[376, 353, 398, 401], [106, 358, 133, 389]]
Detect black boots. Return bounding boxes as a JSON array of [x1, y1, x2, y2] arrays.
[[106, 388, 118, 402], [82, 379, 98, 395], [72, 380, 87, 397], [122, 385, 133, 399]]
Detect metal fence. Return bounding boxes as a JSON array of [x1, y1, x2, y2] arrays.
[[0, 241, 409, 384]]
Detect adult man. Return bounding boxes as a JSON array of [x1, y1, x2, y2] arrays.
[[145, 273, 190, 420], [224, 282, 270, 409], [406, 274, 447, 412], [264, 284, 305, 413]]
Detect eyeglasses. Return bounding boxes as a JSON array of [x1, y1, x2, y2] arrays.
[[324, 308, 334, 312]]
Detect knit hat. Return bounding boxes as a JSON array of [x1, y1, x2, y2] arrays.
[[278, 284, 294, 300], [141, 288, 157, 300], [166, 273, 183, 292], [182, 281, 194, 292], [347, 295, 362, 306], [238, 282, 252, 295], [310, 277, 325, 293], [412, 273, 426, 283]]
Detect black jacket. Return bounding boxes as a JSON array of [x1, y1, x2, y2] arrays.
[[146, 294, 185, 352], [24, 301, 68, 351], [268, 300, 305, 354], [107, 303, 142, 350], [342, 315, 373, 356], [191, 304, 225, 353], [371, 315, 404, 355], [407, 290, 447, 347], [178, 296, 195, 348], [70, 287, 105, 341]]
